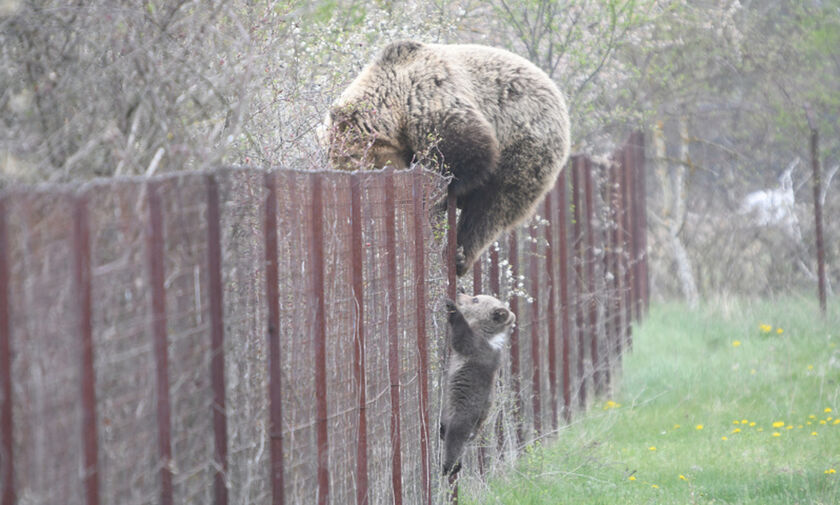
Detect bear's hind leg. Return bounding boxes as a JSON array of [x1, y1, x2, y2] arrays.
[[455, 179, 552, 275], [442, 419, 472, 476]]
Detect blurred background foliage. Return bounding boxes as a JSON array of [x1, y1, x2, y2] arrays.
[[1, 0, 837, 298]]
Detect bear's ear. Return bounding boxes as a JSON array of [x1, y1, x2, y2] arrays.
[[378, 40, 423, 65]]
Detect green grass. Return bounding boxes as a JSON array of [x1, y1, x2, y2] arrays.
[[462, 296, 840, 504]]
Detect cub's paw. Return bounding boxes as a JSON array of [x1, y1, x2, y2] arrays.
[[443, 461, 462, 477], [445, 299, 457, 314], [454, 246, 468, 277]]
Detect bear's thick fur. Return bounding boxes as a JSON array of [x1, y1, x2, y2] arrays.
[[440, 292, 515, 476], [326, 40, 570, 275]]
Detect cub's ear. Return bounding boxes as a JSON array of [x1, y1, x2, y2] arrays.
[[492, 308, 508, 324]]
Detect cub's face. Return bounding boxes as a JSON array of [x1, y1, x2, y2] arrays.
[[454, 293, 516, 338]]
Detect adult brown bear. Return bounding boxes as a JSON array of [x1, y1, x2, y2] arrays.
[[325, 40, 570, 276]]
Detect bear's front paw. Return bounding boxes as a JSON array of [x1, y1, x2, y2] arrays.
[[454, 246, 469, 276], [445, 298, 457, 314]]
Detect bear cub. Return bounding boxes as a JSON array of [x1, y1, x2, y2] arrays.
[[441, 292, 516, 476]]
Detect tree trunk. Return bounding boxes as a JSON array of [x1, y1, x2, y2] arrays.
[[653, 118, 699, 307]]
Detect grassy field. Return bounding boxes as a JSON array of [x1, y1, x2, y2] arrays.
[[462, 296, 840, 504]]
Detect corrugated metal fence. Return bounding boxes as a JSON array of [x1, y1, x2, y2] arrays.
[[0, 133, 647, 505]]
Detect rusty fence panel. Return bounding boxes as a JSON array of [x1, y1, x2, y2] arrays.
[[0, 132, 646, 505]]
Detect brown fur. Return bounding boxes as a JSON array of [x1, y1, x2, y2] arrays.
[[326, 41, 571, 275], [441, 293, 515, 475]]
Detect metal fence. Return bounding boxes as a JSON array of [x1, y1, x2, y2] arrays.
[[0, 133, 647, 505]]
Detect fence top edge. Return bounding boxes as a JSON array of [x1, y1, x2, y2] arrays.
[[0, 164, 447, 200]]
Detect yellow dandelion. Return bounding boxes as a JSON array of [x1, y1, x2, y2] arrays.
[[786, 425, 793, 430], [811, 432, 818, 436], [759, 324, 772, 333], [798, 425, 803, 428], [679, 474, 687, 481], [629, 475, 636, 481], [749, 422, 756, 427], [772, 432, 781, 437], [807, 365, 814, 371], [733, 420, 740, 425], [741, 419, 748, 424], [696, 424, 704, 430], [810, 414, 817, 419], [750, 369, 757, 375], [828, 417, 833, 421], [758, 427, 764, 432], [673, 424, 681, 430], [820, 420, 827, 425], [825, 408, 833, 413], [833, 419, 839, 425], [732, 428, 741, 434], [649, 446, 657, 451], [826, 469, 836, 474], [807, 421, 812, 425], [603, 400, 621, 410], [772, 421, 785, 428], [732, 340, 741, 347], [776, 328, 783, 334], [721, 436, 728, 441], [651, 484, 659, 489]]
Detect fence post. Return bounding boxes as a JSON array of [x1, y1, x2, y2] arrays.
[[350, 173, 369, 505], [0, 197, 13, 505], [472, 254, 489, 476], [571, 156, 587, 409], [309, 174, 331, 505], [627, 134, 642, 323], [543, 193, 558, 430], [555, 172, 572, 423], [205, 175, 229, 505], [383, 170, 403, 505], [609, 157, 625, 364], [620, 145, 634, 349], [263, 172, 285, 505], [445, 193, 458, 503], [447, 194, 458, 300], [489, 246, 505, 454], [634, 132, 650, 316], [529, 221, 542, 436], [74, 193, 100, 505], [810, 128, 827, 315], [508, 230, 523, 445], [145, 181, 174, 505], [411, 170, 431, 505], [598, 164, 615, 389], [583, 158, 602, 396]]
